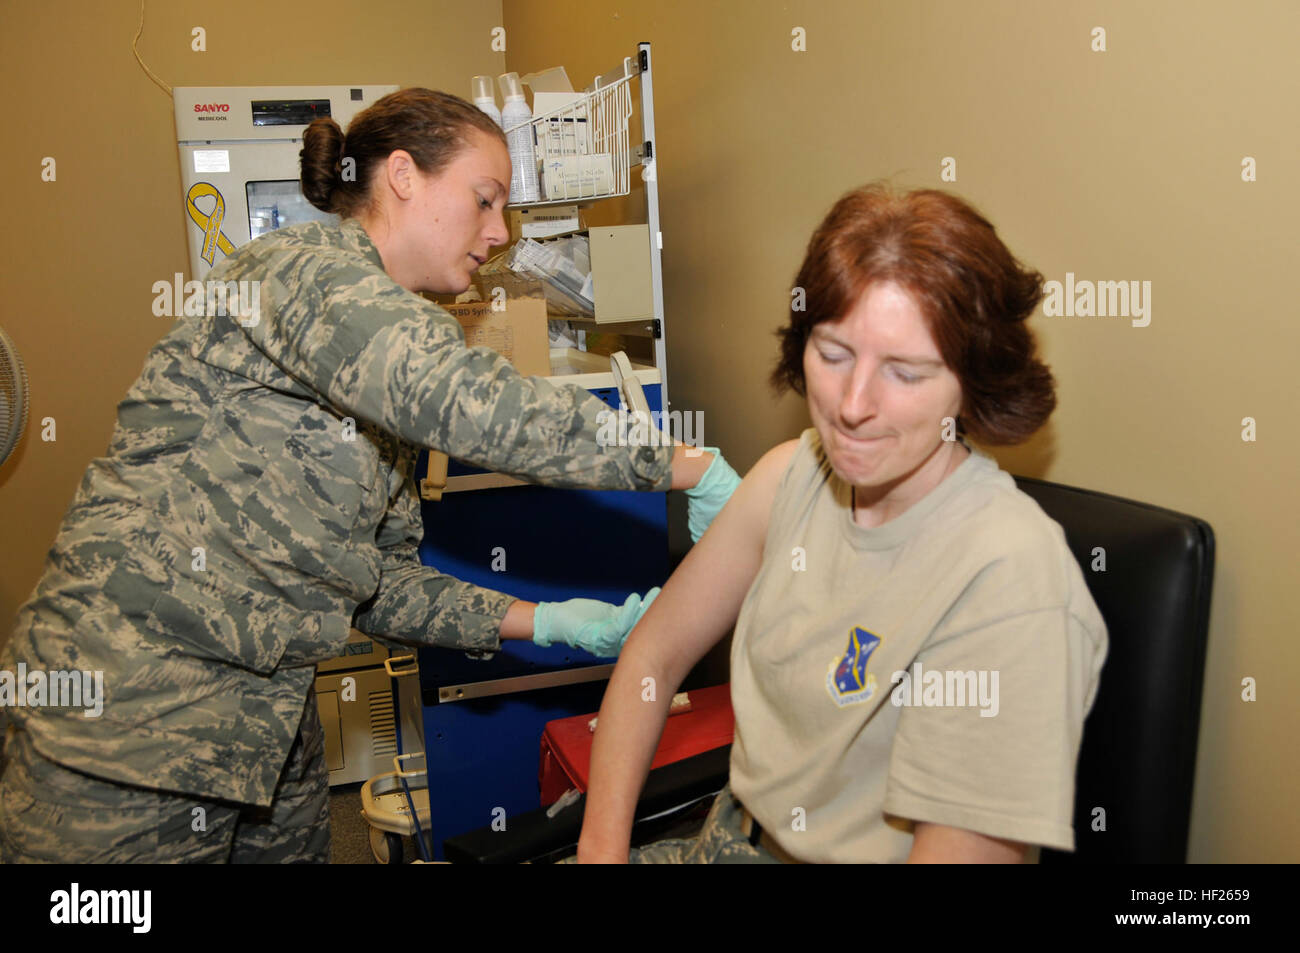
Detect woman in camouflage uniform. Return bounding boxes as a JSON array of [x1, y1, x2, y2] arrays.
[[0, 89, 738, 863]]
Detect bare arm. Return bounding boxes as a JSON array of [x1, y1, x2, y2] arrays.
[[907, 823, 1028, 863], [575, 439, 801, 863], [498, 600, 537, 640], [669, 444, 716, 490]]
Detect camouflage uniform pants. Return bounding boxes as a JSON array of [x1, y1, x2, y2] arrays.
[[559, 782, 789, 863], [0, 692, 330, 864]]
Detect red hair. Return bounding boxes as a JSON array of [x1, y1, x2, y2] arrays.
[[771, 184, 1055, 445]]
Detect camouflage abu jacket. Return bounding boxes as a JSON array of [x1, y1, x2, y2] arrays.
[[2, 219, 671, 806]]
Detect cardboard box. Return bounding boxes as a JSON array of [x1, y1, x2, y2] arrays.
[[441, 285, 550, 378], [540, 153, 613, 201], [532, 91, 589, 155]]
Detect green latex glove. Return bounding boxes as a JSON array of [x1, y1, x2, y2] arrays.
[[534, 588, 661, 657], [683, 447, 741, 543]]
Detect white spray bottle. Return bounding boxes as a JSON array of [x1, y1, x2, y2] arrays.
[[498, 71, 540, 204], [471, 75, 501, 128]]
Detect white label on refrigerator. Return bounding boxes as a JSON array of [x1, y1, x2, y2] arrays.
[[193, 150, 231, 173]]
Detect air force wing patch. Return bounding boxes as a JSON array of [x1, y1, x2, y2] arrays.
[[826, 626, 881, 707]]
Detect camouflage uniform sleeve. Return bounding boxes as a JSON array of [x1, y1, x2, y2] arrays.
[[350, 475, 515, 653], [243, 242, 673, 491]]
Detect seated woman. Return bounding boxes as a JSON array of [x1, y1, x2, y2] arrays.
[[573, 184, 1109, 863]]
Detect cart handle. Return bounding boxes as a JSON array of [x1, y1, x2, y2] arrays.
[[384, 654, 419, 678], [394, 752, 427, 780]]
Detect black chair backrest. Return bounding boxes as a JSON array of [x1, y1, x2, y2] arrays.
[[1013, 476, 1215, 863]]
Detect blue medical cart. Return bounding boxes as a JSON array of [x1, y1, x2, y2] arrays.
[[400, 41, 671, 861], [410, 381, 668, 859]]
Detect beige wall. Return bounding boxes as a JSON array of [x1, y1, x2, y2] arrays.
[[499, 0, 1299, 863], [1, 0, 1295, 863]]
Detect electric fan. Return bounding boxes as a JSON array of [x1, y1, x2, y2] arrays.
[[0, 325, 30, 468]]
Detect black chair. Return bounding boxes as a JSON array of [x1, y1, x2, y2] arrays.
[[1015, 476, 1214, 862], [443, 478, 1215, 863]]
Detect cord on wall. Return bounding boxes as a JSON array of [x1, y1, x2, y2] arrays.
[[132, 0, 173, 96]]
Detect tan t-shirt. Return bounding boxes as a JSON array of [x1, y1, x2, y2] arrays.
[[728, 429, 1108, 862]]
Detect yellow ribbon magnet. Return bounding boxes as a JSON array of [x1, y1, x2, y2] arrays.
[[186, 182, 237, 265]]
